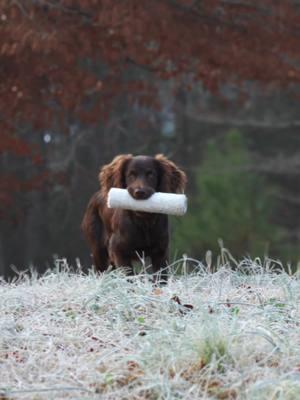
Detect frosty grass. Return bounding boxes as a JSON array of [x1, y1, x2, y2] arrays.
[[1, 255, 300, 400]]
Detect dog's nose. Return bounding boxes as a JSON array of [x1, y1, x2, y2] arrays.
[[134, 188, 148, 199]]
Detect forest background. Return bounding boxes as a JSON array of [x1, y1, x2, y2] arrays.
[[0, 0, 299, 277]]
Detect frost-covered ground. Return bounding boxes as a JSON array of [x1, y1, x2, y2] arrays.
[[1, 257, 300, 400]]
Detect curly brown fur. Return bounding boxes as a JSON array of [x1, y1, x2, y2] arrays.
[[155, 154, 187, 193], [81, 154, 187, 281], [99, 154, 133, 198]]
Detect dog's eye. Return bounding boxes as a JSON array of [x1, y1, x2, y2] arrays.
[[146, 171, 154, 178], [128, 171, 137, 178]]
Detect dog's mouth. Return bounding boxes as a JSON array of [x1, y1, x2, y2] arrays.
[[128, 187, 155, 200]]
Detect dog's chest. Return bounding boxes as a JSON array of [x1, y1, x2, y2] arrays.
[[131, 217, 166, 250], [134, 222, 156, 248]]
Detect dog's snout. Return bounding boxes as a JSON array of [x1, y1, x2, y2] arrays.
[[134, 188, 148, 200], [128, 187, 154, 200]]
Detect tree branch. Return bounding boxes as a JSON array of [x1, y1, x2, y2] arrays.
[[185, 112, 300, 129]]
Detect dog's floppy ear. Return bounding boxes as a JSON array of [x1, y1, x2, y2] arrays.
[[99, 154, 133, 197], [155, 154, 187, 193]]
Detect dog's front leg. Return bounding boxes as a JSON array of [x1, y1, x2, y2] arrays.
[[109, 234, 134, 275]]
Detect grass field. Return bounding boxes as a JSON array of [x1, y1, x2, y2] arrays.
[[1, 256, 300, 399]]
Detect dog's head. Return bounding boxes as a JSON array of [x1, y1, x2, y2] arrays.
[[99, 154, 186, 200]]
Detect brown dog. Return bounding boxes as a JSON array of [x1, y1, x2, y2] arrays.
[[81, 154, 186, 280]]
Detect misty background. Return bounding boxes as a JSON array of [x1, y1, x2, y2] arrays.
[[1, 80, 299, 278], [0, 2, 299, 278]]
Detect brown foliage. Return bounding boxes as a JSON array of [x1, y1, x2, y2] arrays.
[[1, 0, 300, 208]]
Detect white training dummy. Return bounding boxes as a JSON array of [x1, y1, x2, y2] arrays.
[[107, 188, 187, 216]]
